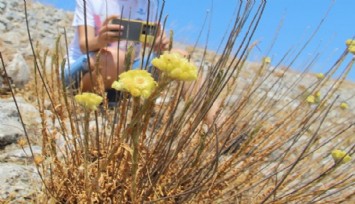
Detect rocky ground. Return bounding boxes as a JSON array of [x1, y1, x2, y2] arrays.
[[0, 0, 73, 202], [1, 0, 355, 202]]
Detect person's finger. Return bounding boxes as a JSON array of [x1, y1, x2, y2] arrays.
[[161, 36, 170, 50], [100, 24, 124, 34], [104, 31, 122, 41], [99, 25, 123, 38], [102, 15, 119, 26], [156, 33, 167, 43], [163, 37, 169, 45]]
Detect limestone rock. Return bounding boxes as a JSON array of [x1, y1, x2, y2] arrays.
[[0, 120, 23, 148], [0, 146, 42, 163], [0, 163, 39, 202], [0, 19, 5, 31], [0, 97, 40, 149], [6, 52, 31, 88], [0, 1, 6, 14]]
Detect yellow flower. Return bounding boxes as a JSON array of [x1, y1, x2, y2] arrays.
[[348, 46, 355, 54], [340, 102, 349, 110], [346, 39, 355, 54], [316, 73, 324, 80], [331, 149, 351, 164], [34, 155, 44, 165], [17, 138, 27, 147], [262, 57, 271, 64], [314, 91, 321, 98], [112, 70, 157, 99], [315, 91, 321, 102], [306, 91, 321, 104], [75, 92, 103, 111], [306, 95, 315, 104], [345, 39, 355, 46], [152, 52, 198, 81]]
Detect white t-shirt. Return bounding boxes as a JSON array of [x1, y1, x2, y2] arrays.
[[68, 0, 158, 65]]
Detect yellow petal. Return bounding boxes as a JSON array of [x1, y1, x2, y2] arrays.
[[331, 149, 352, 164], [316, 73, 324, 79], [75, 92, 103, 111], [306, 95, 315, 104], [345, 39, 355, 46], [111, 70, 157, 98], [112, 81, 123, 91], [315, 91, 321, 98], [263, 57, 271, 64], [152, 52, 198, 81], [340, 102, 349, 110], [348, 45, 355, 55]]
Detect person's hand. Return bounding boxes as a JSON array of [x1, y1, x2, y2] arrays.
[[153, 27, 170, 52], [96, 15, 124, 47]]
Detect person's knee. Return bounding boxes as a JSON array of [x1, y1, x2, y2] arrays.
[[94, 49, 115, 69], [98, 48, 127, 71], [97, 49, 127, 88]]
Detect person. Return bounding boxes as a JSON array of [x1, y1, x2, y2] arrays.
[[64, 0, 220, 125], [64, 0, 169, 91]]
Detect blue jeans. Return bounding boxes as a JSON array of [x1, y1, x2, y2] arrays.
[[131, 53, 156, 71], [64, 55, 89, 87]]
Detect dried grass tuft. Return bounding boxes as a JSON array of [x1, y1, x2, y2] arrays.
[[0, 1, 354, 203]]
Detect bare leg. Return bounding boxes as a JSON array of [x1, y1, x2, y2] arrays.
[[170, 48, 222, 125], [183, 73, 222, 126]]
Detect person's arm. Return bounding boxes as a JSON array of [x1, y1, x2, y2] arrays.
[[78, 15, 124, 53]]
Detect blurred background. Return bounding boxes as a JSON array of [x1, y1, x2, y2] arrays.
[[36, 0, 355, 80]]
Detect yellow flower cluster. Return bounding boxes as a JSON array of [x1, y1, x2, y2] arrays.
[[340, 102, 349, 110], [316, 73, 324, 80], [346, 39, 355, 54], [306, 95, 316, 103], [315, 91, 321, 99], [112, 70, 157, 99], [306, 91, 321, 104], [17, 138, 27, 147], [331, 149, 351, 165], [306, 95, 315, 104], [34, 154, 45, 165], [262, 56, 271, 64], [152, 52, 198, 81], [75, 92, 103, 111]]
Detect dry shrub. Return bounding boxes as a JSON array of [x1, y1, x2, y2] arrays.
[[1, 1, 354, 203]]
